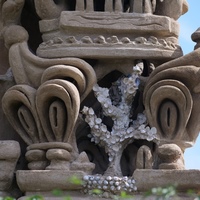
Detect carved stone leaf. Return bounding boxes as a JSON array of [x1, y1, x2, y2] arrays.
[[36, 79, 80, 142], [41, 65, 86, 98], [2, 85, 45, 145], [144, 80, 192, 140]]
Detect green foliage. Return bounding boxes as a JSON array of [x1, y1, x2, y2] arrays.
[[120, 191, 133, 199], [52, 189, 63, 196], [187, 189, 200, 200], [26, 195, 44, 200], [63, 196, 72, 200], [68, 175, 83, 185], [145, 185, 176, 200], [91, 189, 103, 195], [0, 197, 15, 200]]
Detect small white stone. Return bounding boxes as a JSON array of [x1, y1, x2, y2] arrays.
[[112, 144, 119, 151], [88, 121, 95, 127], [94, 125, 99, 129], [89, 176, 94, 181], [127, 127, 134, 134], [133, 65, 141, 73], [101, 125, 107, 132], [93, 84, 99, 92], [128, 179, 132, 184], [108, 108, 113, 114], [103, 185, 108, 190], [95, 118, 102, 124], [133, 186, 137, 191], [106, 176, 112, 181], [104, 103, 109, 108], [115, 182, 120, 186], [95, 176, 101, 181], [125, 182, 130, 188], [97, 96, 104, 103], [103, 180, 109, 185], [93, 180, 97, 185], [128, 86, 136, 94], [113, 177, 120, 181], [123, 78, 129, 84], [88, 108, 95, 115], [111, 138, 116, 144], [110, 186, 115, 191], [83, 175, 89, 181], [131, 179, 136, 184], [117, 186, 121, 190], [151, 127, 157, 134], [109, 157, 113, 162], [141, 129, 146, 134], [109, 181, 114, 185], [139, 124, 145, 130], [82, 106, 89, 113]]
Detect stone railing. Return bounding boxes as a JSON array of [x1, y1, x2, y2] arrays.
[[34, 0, 188, 20]]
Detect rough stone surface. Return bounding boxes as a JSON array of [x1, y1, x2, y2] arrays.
[[158, 144, 182, 163], [16, 170, 85, 192], [134, 169, 200, 192], [136, 145, 152, 169], [0, 141, 20, 190]]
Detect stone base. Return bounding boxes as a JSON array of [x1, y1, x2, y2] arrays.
[[133, 169, 200, 192], [16, 170, 86, 192], [18, 192, 194, 200], [17, 169, 200, 200]]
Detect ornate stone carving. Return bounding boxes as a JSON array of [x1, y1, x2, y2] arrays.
[[143, 49, 200, 169], [2, 7, 97, 173], [2, 0, 200, 198]]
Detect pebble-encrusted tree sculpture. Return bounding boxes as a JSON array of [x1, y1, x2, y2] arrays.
[[82, 66, 158, 176]]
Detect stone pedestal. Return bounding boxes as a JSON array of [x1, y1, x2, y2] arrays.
[[133, 169, 200, 192], [16, 170, 85, 192]]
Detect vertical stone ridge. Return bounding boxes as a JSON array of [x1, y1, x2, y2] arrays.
[[105, 0, 113, 12], [115, 0, 123, 12], [86, 0, 94, 12], [76, 0, 85, 11]]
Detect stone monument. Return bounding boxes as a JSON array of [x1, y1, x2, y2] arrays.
[[0, 0, 200, 199]]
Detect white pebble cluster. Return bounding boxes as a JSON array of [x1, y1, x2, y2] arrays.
[[83, 175, 137, 195]]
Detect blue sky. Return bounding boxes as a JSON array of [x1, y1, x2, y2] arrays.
[[178, 0, 200, 169]]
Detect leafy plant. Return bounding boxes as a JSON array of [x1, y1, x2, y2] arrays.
[[145, 185, 177, 200], [68, 175, 83, 185], [26, 195, 44, 200], [0, 197, 15, 200]]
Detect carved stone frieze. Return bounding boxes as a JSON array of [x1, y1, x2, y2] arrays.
[[37, 11, 182, 60]]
